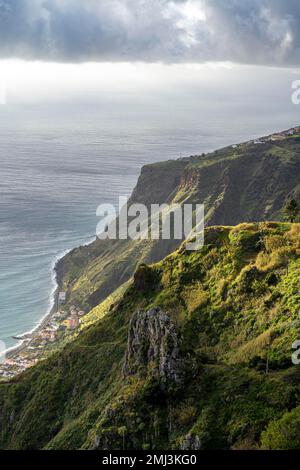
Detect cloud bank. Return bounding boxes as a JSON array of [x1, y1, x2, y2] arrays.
[[1, 0, 300, 66]]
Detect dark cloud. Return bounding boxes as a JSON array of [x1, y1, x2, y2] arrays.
[[0, 0, 300, 66], [201, 0, 300, 66]]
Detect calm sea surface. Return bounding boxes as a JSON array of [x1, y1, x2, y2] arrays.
[[0, 101, 299, 350]]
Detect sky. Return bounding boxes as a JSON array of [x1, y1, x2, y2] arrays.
[[0, 0, 300, 104], [1, 0, 300, 65]]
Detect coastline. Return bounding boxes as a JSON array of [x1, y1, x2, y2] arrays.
[[4, 235, 96, 363], [4, 247, 68, 360], [5, 287, 59, 360]]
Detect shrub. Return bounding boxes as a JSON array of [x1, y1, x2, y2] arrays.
[[265, 235, 288, 253], [256, 247, 294, 272], [261, 406, 300, 449]]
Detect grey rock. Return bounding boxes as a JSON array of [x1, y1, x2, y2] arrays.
[[123, 308, 182, 385], [180, 434, 202, 450]]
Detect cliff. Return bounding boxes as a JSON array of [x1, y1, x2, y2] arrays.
[[56, 134, 300, 310]]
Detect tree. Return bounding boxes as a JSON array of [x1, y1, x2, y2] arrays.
[[284, 199, 300, 223]]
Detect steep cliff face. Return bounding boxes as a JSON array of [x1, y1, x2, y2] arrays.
[[129, 159, 188, 207], [55, 159, 189, 309], [123, 308, 182, 386], [176, 143, 300, 226], [56, 135, 300, 311]]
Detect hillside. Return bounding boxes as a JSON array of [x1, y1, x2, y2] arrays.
[[56, 132, 300, 311], [1, 223, 300, 449]]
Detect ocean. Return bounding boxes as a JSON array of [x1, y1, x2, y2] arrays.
[[0, 100, 299, 351]]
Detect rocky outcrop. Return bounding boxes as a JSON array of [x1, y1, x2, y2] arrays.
[[123, 308, 182, 385], [133, 264, 159, 292], [180, 434, 202, 450]]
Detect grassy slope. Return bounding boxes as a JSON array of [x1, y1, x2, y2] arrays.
[[1, 222, 300, 450]]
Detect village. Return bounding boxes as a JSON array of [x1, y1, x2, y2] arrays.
[[0, 291, 86, 380], [252, 126, 300, 145], [231, 126, 300, 150]]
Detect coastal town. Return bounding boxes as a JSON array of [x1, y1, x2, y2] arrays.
[[0, 291, 86, 380], [251, 126, 300, 145], [230, 126, 300, 151]]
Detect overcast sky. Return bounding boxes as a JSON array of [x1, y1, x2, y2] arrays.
[[0, 0, 300, 66], [0, 0, 300, 109]]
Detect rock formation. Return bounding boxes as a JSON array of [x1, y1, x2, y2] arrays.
[[123, 308, 182, 385]]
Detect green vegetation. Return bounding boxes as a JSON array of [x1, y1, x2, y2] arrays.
[[261, 405, 300, 449], [1, 223, 300, 450], [284, 199, 300, 223]]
